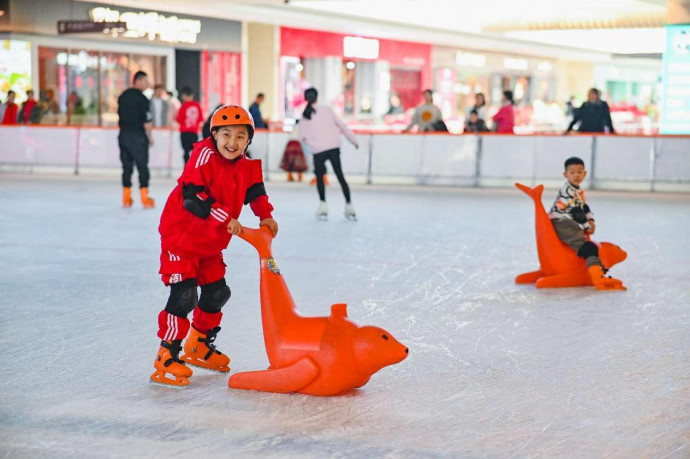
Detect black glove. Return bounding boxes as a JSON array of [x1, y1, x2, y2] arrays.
[[570, 206, 588, 224]]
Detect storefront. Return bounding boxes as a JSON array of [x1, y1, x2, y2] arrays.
[[279, 27, 432, 125], [1, 0, 242, 126], [432, 46, 558, 131]]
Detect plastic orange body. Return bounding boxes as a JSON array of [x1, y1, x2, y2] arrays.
[[228, 226, 408, 396], [515, 183, 627, 288]]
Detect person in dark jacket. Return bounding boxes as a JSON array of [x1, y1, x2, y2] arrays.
[[565, 88, 615, 134]]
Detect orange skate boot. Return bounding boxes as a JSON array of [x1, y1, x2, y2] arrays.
[[122, 187, 134, 208], [588, 265, 626, 291], [140, 187, 155, 209], [150, 340, 193, 387], [181, 326, 230, 372]]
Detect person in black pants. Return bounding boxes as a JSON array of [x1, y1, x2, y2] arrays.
[[118, 71, 155, 208], [297, 88, 359, 221], [565, 88, 616, 134]]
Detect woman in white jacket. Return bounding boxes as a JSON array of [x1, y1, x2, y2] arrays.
[[299, 87, 359, 220]]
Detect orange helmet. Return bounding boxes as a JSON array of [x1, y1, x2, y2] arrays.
[[210, 105, 255, 139]]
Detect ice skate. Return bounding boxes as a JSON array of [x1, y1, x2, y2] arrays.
[[122, 187, 133, 208], [181, 326, 230, 372], [344, 203, 357, 221], [588, 265, 626, 291], [140, 187, 155, 209], [316, 201, 328, 221], [150, 339, 192, 387]]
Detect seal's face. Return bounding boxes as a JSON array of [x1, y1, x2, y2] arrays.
[[353, 326, 408, 376]]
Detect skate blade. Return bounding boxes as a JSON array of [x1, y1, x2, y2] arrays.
[[150, 371, 190, 387], [182, 357, 230, 373], [317, 215, 328, 221], [345, 215, 357, 221]]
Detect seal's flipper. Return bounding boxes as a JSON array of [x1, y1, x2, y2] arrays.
[[228, 357, 319, 393], [535, 271, 590, 289], [515, 269, 544, 284]]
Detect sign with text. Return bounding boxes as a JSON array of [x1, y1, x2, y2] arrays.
[[89, 7, 201, 44], [660, 24, 690, 134], [57, 20, 125, 34]]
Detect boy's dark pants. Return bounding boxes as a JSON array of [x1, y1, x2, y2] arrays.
[[551, 218, 602, 268], [181, 132, 198, 164]]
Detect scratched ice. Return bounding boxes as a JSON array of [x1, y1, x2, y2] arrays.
[[0, 175, 688, 458]]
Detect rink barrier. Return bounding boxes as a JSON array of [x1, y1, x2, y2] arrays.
[[1, 126, 689, 192]]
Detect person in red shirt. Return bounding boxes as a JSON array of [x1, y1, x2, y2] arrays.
[[151, 105, 279, 387], [19, 90, 37, 124], [1, 91, 18, 125], [175, 87, 204, 164], [492, 90, 515, 134]]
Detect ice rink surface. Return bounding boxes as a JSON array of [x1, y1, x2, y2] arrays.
[[1, 174, 689, 458]]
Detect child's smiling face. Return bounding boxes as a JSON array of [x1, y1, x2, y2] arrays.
[[213, 125, 249, 161], [564, 164, 587, 186]]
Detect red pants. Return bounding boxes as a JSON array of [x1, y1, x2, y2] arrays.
[[157, 250, 227, 340]]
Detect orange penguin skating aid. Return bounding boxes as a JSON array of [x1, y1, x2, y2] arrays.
[[228, 226, 408, 396], [515, 183, 627, 290]]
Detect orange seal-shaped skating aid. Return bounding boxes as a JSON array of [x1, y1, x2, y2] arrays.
[[515, 183, 627, 289], [228, 226, 409, 396]]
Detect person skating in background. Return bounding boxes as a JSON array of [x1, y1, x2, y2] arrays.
[[280, 120, 308, 182], [117, 71, 155, 208], [176, 87, 204, 164], [167, 90, 181, 127], [464, 109, 489, 133], [298, 87, 359, 221], [565, 88, 615, 135], [549, 157, 625, 290], [150, 84, 169, 128], [152, 105, 278, 387], [18, 90, 37, 124], [402, 89, 442, 133], [248, 93, 268, 129], [492, 90, 515, 133], [0, 91, 18, 125]]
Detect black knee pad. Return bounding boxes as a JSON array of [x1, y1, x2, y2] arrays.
[[198, 279, 231, 313], [577, 241, 599, 259], [165, 278, 198, 317]]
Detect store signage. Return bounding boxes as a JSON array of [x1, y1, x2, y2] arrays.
[[455, 51, 486, 68], [503, 57, 528, 71], [57, 20, 125, 34], [343, 36, 379, 60], [89, 7, 201, 44], [660, 24, 690, 134], [537, 60, 553, 72]]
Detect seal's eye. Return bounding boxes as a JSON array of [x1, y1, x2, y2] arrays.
[[382, 334, 389, 340]]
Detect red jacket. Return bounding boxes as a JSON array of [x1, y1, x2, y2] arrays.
[[159, 137, 273, 258], [492, 104, 515, 133], [1, 102, 18, 125], [176, 100, 203, 133]]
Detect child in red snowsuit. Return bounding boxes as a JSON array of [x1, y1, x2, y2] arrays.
[[151, 105, 279, 387]]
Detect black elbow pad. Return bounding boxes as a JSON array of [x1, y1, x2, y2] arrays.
[[244, 182, 267, 205], [182, 183, 214, 218]]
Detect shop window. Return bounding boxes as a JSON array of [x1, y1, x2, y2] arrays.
[[37, 46, 68, 124], [101, 53, 129, 126], [66, 50, 100, 126]]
